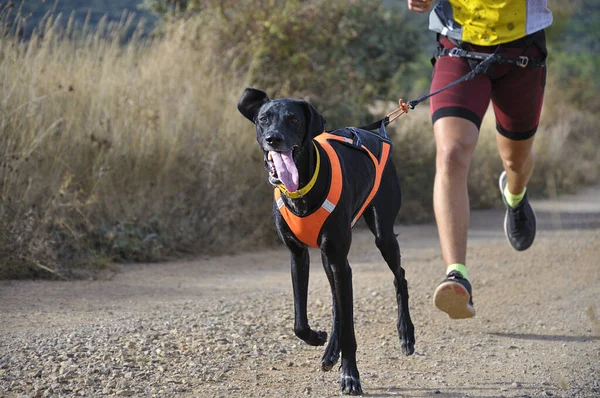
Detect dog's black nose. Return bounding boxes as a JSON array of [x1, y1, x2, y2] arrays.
[[265, 133, 284, 146]]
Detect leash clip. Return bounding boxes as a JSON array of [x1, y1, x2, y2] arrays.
[[517, 56, 529, 68]]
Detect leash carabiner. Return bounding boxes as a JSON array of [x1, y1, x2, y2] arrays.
[[386, 99, 412, 124]]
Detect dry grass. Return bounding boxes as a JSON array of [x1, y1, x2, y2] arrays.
[[0, 9, 598, 278], [0, 14, 274, 278]]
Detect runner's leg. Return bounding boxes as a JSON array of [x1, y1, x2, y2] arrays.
[[491, 32, 546, 250], [492, 31, 547, 199], [429, 36, 491, 274], [428, 37, 493, 318], [496, 135, 534, 196], [433, 117, 479, 267]]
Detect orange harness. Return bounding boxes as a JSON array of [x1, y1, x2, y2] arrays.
[[274, 132, 391, 248]]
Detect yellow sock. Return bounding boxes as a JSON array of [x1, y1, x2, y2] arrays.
[[503, 185, 526, 208], [447, 263, 468, 281]]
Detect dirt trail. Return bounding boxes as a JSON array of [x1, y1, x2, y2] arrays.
[[1, 188, 599, 397]]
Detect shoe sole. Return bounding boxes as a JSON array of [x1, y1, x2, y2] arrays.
[[433, 281, 475, 319], [498, 171, 537, 251]]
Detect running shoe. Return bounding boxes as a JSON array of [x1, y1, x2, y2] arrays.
[[498, 171, 536, 251], [433, 270, 475, 319]]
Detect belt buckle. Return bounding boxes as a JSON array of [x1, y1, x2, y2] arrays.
[[517, 56, 529, 67], [448, 47, 463, 58]]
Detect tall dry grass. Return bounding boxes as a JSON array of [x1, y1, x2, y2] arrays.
[[0, 13, 274, 278], [0, 8, 598, 278]]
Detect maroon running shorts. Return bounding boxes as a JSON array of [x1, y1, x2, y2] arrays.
[[430, 31, 547, 140]]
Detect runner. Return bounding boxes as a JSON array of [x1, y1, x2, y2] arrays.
[[406, 0, 553, 319]]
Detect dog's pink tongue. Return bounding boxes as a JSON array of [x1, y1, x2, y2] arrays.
[[270, 151, 298, 192]]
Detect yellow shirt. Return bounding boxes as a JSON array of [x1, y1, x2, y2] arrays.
[[429, 0, 553, 45]]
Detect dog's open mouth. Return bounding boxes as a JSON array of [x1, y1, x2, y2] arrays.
[[264, 148, 299, 192]]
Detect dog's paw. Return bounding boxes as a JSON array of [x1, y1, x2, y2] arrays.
[[400, 338, 415, 356], [321, 351, 340, 371], [320, 354, 339, 372], [340, 375, 363, 396], [399, 328, 415, 356], [315, 330, 328, 346], [321, 338, 340, 371], [306, 330, 327, 346], [321, 361, 334, 372], [398, 319, 415, 356]]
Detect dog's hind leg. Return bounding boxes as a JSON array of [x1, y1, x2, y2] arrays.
[[362, 166, 415, 356], [288, 244, 328, 347], [320, 251, 340, 372], [363, 205, 415, 355]]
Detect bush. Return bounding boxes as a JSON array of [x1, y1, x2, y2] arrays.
[[153, 0, 422, 128]]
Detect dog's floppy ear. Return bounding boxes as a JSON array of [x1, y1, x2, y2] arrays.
[[237, 88, 270, 123], [302, 101, 327, 139]]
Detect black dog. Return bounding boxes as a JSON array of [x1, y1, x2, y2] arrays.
[[238, 88, 414, 395]]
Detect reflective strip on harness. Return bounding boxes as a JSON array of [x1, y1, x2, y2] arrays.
[[322, 199, 336, 213], [274, 132, 390, 248], [276, 197, 285, 209]]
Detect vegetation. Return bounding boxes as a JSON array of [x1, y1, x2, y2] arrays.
[[0, 3, 273, 278], [9, 0, 156, 38], [0, 1, 598, 278], [546, 0, 600, 114]]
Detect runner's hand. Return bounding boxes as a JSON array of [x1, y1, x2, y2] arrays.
[[407, 0, 432, 13]]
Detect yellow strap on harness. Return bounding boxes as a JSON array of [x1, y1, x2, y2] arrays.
[[277, 142, 320, 199]]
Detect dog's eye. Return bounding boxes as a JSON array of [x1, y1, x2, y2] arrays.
[[290, 117, 299, 124], [258, 116, 268, 124]]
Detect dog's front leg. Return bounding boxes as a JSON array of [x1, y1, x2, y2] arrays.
[[289, 244, 328, 346], [322, 248, 362, 396], [320, 251, 340, 372]]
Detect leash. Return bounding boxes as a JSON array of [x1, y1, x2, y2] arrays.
[[358, 49, 503, 132]]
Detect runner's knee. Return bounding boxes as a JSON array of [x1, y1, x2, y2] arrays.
[[501, 152, 534, 174], [497, 136, 535, 173], [436, 141, 476, 174]]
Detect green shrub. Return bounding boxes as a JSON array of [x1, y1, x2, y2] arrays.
[[149, 0, 422, 128]]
